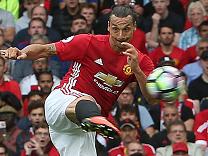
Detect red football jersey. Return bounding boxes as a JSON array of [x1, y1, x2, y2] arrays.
[[194, 110, 208, 146], [148, 46, 185, 69], [131, 28, 148, 54], [55, 34, 154, 116]]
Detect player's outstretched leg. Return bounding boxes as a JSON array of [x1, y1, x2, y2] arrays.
[[75, 100, 120, 139]]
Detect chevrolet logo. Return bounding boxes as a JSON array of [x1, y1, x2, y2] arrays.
[[94, 72, 124, 87]]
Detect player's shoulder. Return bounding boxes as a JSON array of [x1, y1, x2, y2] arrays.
[[139, 51, 154, 64], [133, 28, 145, 37], [89, 34, 109, 42], [62, 34, 108, 44]]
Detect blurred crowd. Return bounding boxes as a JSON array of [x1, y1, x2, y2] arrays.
[[0, 0, 208, 155]]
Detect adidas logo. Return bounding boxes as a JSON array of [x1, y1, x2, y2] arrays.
[[94, 58, 103, 66]]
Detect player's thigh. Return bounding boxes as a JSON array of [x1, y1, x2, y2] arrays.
[[45, 89, 97, 132], [44, 89, 79, 132]]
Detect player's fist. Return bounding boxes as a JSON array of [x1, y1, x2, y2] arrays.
[[121, 42, 140, 73]]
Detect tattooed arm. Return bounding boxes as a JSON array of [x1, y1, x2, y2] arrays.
[[3, 43, 57, 60]]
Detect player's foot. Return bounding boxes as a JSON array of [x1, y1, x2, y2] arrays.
[[80, 116, 120, 139]]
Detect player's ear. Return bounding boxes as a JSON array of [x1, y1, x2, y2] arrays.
[[107, 21, 110, 32]]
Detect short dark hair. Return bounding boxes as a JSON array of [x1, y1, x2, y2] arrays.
[[120, 105, 137, 114], [198, 20, 208, 32], [37, 71, 53, 82], [34, 121, 48, 132], [29, 17, 46, 29], [72, 15, 87, 23], [27, 90, 43, 99], [28, 100, 44, 114], [118, 105, 138, 124], [158, 24, 175, 34], [110, 5, 137, 24]]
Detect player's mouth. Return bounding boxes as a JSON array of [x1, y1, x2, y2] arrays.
[[116, 39, 129, 46], [114, 39, 123, 44], [116, 44, 127, 51]]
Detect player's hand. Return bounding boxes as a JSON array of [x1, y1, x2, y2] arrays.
[[0, 47, 27, 59], [121, 42, 141, 74]]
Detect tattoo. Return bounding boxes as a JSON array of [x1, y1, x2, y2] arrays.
[[47, 44, 56, 55]]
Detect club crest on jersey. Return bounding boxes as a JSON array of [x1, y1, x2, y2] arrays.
[[123, 64, 133, 75], [61, 36, 74, 43]]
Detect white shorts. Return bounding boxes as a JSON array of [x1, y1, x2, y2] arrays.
[[45, 89, 97, 156]]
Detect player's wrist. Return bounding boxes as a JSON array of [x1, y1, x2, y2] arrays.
[[133, 67, 143, 75]]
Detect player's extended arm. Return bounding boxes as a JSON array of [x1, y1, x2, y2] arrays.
[[133, 66, 157, 104], [2, 43, 57, 60]]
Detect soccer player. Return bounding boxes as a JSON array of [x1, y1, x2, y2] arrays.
[[2, 5, 154, 156]]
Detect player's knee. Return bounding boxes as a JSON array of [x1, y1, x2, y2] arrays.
[[65, 106, 78, 124], [75, 100, 101, 123]]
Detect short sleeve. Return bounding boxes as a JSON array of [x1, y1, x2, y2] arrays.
[[55, 34, 91, 61], [139, 54, 154, 76]]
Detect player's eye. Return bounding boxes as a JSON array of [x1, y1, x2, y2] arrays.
[[123, 28, 130, 32], [112, 27, 119, 32]]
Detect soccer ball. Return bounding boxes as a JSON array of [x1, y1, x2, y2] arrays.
[[146, 66, 184, 102]]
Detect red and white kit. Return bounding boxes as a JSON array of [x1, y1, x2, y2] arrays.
[[45, 34, 154, 156]]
